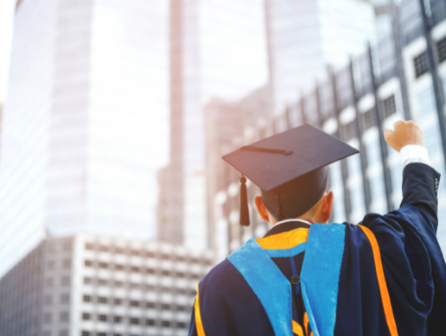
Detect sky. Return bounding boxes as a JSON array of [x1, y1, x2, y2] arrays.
[[0, 0, 15, 103]]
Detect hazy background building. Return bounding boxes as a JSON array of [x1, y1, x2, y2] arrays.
[[157, 0, 269, 250], [0, 234, 212, 336], [207, 0, 446, 259], [0, 0, 171, 277], [265, 0, 377, 114]]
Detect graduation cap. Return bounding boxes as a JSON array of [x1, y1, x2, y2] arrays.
[[222, 124, 359, 226]]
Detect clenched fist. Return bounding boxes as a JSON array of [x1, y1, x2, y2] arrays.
[[384, 120, 423, 152]]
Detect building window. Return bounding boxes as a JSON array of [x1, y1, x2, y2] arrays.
[[161, 303, 170, 310], [366, 139, 382, 167], [437, 36, 446, 63], [114, 316, 123, 323], [115, 247, 125, 254], [115, 264, 124, 271], [414, 52, 428, 78], [97, 333, 106, 336], [361, 109, 376, 131], [60, 294, 70, 304], [62, 241, 72, 251], [84, 260, 93, 267], [130, 266, 139, 273], [130, 249, 141, 256], [98, 314, 107, 322], [82, 313, 91, 321], [130, 300, 139, 307], [99, 245, 108, 252], [81, 332, 90, 336], [114, 298, 123, 305], [162, 320, 170, 327], [382, 95, 396, 119], [129, 282, 139, 289], [99, 262, 108, 269], [59, 312, 69, 322], [177, 321, 187, 328], [341, 121, 356, 141], [61, 276, 71, 286], [84, 277, 92, 285], [85, 243, 94, 250], [98, 279, 107, 286], [98, 296, 107, 304], [146, 301, 155, 309], [146, 319, 155, 326], [46, 278, 54, 287], [62, 259, 71, 269], [47, 260, 55, 270], [176, 305, 186, 311], [44, 313, 52, 323], [45, 295, 53, 306], [130, 317, 139, 325], [369, 175, 386, 202], [83, 295, 92, 303], [114, 280, 123, 287]]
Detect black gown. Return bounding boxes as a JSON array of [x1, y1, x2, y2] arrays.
[[189, 163, 446, 336]]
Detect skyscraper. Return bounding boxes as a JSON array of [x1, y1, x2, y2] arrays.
[[0, 0, 170, 277], [265, 0, 376, 113], [208, 0, 446, 258], [158, 0, 269, 250]]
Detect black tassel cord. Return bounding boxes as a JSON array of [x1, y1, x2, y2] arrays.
[[239, 176, 250, 226]]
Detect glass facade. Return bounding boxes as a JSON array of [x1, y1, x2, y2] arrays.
[[179, 0, 268, 250], [265, 0, 376, 113], [210, 4, 446, 257], [0, 0, 170, 277]]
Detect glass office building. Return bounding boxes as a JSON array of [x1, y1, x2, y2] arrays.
[[209, 0, 446, 258], [265, 0, 376, 113], [158, 0, 268, 250], [0, 0, 170, 277]]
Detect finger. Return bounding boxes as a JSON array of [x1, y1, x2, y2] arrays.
[[393, 119, 404, 129], [383, 129, 394, 142]]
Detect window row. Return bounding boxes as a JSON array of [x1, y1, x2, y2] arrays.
[[47, 258, 71, 270], [84, 260, 204, 279], [83, 277, 196, 295], [45, 293, 70, 305], [81, 313, 188, 328], [84, 243, 210, 265], [46, 276, 71, 287], [43, 311, 69, 323], [82, 294, 191, 311]]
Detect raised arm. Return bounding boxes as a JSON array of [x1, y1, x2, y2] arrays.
[[384, 120, 440, 231]]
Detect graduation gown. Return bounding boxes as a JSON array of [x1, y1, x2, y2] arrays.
[[188, 163, 446, 336]]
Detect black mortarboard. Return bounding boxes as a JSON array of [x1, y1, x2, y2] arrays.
[[222, 124, 359, 225]]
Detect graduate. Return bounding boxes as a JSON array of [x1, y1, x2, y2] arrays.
[[188, 121, 446, 336]]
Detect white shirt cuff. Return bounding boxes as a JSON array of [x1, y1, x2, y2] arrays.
[[400, 145, 430, 167]]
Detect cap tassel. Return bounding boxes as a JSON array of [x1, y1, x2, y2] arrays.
[[239, 176, 250, 226]]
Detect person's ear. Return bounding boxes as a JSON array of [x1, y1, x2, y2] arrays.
[[322, 191, 334, 222], [254, 195, 270, 222]]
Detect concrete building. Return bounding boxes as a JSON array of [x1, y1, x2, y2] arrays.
[[0, 234, 212, 336], [208, 0, 446, 259], [0, 0, 170, 276]]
